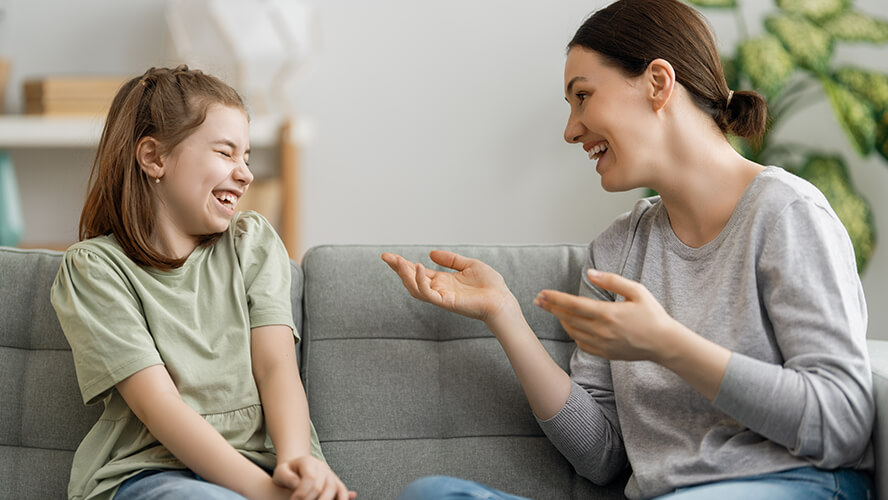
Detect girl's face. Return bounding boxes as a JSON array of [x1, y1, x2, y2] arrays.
[[154, 104, 253, 247], [563, 48, 661, 192]]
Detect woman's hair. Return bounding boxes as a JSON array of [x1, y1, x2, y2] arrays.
[[569, 0, 767, 140], [80, 65, 246, 270]]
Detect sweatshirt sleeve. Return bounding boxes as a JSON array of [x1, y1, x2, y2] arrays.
[[712, 198, 873, 468], [534, 222, 631, 485]]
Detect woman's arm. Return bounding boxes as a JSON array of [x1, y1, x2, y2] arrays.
[[251, 324, 354, 500], [382, 251, 571, 419], [116, 366, 290, 500], [535, 269, 731, 400]]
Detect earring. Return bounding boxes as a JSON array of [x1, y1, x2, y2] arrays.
[[155, 177, 160, 184]]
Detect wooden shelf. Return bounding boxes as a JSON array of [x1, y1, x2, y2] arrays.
[[0, 114, 282, 148]]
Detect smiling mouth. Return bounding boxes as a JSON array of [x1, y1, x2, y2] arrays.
[[588, 141, 609, 160], [213, 191, 239, 210]]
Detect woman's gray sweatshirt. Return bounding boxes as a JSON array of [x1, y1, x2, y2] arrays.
[[537, 166, 873, 499]]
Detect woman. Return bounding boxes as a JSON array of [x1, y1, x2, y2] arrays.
[[382, 0, 874, 499]]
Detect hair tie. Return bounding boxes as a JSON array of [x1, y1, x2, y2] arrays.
[[725, 89, 734, 110]]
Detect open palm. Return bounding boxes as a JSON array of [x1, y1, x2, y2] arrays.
[[381, 250, 515, 322]]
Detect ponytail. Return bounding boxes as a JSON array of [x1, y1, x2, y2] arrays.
[[719, 89, 768, 142]]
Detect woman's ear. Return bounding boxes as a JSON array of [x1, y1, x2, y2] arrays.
[[647, 58, 676, 112], [136, 136, 164, 180]]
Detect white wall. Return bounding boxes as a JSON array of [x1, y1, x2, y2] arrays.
[[3, 0, 888, 338]]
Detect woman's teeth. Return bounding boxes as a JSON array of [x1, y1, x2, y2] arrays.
[[588, 142, 609, 160]]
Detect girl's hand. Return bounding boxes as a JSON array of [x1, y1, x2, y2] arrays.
[[381, 251, 518, 324], [273, 456, 355, 500], [534, 269, 678, 362]]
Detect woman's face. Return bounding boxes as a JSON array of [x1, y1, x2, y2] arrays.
[[563, 48, 660, 192], [154, 104, 253, 245]]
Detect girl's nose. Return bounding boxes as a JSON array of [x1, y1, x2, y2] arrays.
[[234, 161, 254, 186]]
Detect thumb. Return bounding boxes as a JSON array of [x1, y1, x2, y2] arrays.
[[587, 269, 640, 300], [429, 250, 474, 272], [274, 462, 301, 489]]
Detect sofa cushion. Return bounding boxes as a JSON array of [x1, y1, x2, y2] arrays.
[[300, 244, 628, 499]]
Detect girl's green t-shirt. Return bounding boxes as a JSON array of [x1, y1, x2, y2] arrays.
[[51, 211, 324, 500]]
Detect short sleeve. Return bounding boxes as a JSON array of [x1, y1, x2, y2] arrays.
[[50, 248, 163, 405], [233, 211, 297, 338]]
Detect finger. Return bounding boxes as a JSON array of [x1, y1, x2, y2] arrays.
[[535, 290, 603, 320], [274, 463, 301, 490], [415, 263, 442, 305], [587, 269, 641, 300], [429, 250, 475, 272], [292, 470, 319, 500], [317, 477, 339, 500], [335, 481, 350, 500]]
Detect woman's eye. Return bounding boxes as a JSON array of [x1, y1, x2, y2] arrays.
[[576, 93, 587, 103], [218, 151, 232, 158]]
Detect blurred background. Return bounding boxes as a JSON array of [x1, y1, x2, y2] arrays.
[[0, 0, 886, 336]]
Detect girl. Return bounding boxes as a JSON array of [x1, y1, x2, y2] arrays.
[[382, 1, 874, 499], [51, 66, 354, 500]]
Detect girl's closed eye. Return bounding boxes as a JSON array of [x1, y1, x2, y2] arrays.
[[218, 150, 233, 159]]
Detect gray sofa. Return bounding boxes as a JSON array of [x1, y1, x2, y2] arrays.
[[1, 244, 885, 499]]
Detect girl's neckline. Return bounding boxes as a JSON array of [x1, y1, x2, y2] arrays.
[[657, 166, 774, 260]]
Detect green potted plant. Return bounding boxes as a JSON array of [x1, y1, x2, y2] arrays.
[[685, 0, 888, 274]]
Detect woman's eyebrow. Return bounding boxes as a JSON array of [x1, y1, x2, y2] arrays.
[[565, 76, 588, 96]]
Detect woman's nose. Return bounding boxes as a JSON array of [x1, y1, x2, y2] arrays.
[[564, 114, 583, 144]]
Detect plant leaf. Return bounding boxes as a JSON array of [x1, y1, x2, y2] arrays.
[[738, 36, 795, 98], [776, 0, 851, 22], [766, 15, 834, 74], [819, 10, 888, 43], [684, 0, 737, 7], [823, 79, 877, 155], [877, 109, 888, 163], [834, 67, 888, 112], [797, 155, 876, 274]]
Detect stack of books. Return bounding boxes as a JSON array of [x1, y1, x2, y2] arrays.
[[24, 76, 128, 116]]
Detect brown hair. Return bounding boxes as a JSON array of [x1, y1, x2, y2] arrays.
[[79, 65, 246, 270], [569, 0, 767, 140]]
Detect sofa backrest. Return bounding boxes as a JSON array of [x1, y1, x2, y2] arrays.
[[0, 246, 305, 500], [300, 244, 628, 499]]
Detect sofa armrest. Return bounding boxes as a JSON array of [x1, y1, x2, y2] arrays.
[[868, 339, 888, 499]]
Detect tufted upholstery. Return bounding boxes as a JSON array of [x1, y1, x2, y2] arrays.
[[300, 245, 626, 498]]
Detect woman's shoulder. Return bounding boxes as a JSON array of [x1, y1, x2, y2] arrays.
[[747, 166, 834, 218], [587, 196, 661, 273]]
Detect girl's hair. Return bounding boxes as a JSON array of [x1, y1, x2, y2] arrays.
[[80, 65, 246, 270], [569, 0, 767, 140]]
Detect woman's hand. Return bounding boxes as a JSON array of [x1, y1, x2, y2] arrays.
[[273, 456, 355, 500], [534, 269, 678, 362], [381, 251, 518, 324]]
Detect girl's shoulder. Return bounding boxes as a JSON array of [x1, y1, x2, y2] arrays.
[[60, 234, 132, 271]]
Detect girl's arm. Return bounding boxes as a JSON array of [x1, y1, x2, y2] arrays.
[[116, 366, 290, 500], [251, 324, 354, 500]]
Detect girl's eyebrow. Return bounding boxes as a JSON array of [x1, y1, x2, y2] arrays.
[[212, 139, 250, 155]]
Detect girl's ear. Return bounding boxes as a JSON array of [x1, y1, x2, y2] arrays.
[[136, 136, 164, 180], [647, 58, 676, 112]]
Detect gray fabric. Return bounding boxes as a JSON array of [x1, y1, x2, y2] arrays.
[[0, 247, 102, 500], [301, 244, 625, 499], [868, 339, 888, 500], [3, 242, 884, 500], [539, 167, 873, 499]]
